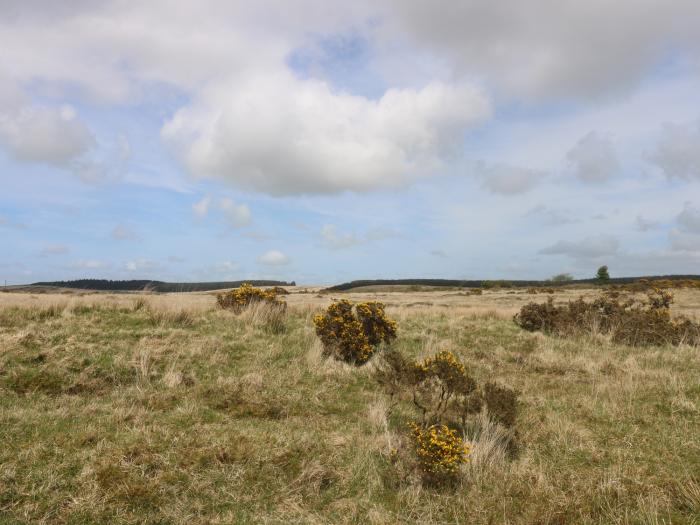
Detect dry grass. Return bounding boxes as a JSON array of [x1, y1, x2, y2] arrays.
[[1, 287, 700, 523]]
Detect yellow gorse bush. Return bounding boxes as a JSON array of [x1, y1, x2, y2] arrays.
[[216, 283, 284, 314], [409, 422, 470, 476], [412, 350, 479, 425], [416, 350, 467, 381], [313, 299, 397, 365]]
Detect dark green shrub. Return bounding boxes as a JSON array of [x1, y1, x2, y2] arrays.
[[483, 382, 518, 428]]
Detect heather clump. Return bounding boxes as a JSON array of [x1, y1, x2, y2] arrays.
[[514, 289, 700, 346]]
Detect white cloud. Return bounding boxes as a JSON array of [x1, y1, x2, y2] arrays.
[[162, 74, 490, 195], [218, 198, 251, 228], [0, 104, 94, 166], [379, 1, 700, 100], [321, 224, 360, 249], [4, 1, 698, 106], [477, 162, 546, 194], [124, 259, 160, 272], [257, 250, 290, 266], [647, 121, 700, 180], [566, 132, 618, 183], [192, 196, 212, 218], [540, 235, 620, 259]]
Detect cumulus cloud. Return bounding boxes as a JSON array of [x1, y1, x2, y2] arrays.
[[4, 1, 698, 106], [379, 1, 700, 100], [162, 74, 490, 195], [0, 104, 94, 166], [218, 198, 251, 228], [647, 121, 700, 180], [477, 162, 546, 194], [257, 250, 290, 266], [566, 132, 618, 183], [540, 235, 620, 259]]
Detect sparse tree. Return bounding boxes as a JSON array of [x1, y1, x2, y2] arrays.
[[596, 265, 610, 284]]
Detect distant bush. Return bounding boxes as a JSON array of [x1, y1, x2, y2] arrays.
[[514, 289, 700, 346], [481, 280, 514, 289], [216, 283, 285, 314], [313, 300, 397, 365], [613, 278, 700, 292], [549, 273, 574, 283]]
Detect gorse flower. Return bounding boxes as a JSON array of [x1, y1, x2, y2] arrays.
[[409, 422, 470, 476], [313, 300, 397, 365], [415, 350, 477, 399], [216, 283, 284, 314]]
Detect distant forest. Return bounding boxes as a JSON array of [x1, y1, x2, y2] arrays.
[[326, 275, 700, 291], [33, 279, 295, 292]]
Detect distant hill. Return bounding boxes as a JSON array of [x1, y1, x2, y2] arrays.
[[326, 275, 700, 292], [32, 279, 295, 292]]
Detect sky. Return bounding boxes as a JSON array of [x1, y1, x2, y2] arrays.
[[1, 1, 700, 285]]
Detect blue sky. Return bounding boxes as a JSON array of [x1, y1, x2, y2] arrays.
[[1, 1, 700, 285]]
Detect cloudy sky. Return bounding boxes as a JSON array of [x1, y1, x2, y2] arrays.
[[2, 1, 700, 285]]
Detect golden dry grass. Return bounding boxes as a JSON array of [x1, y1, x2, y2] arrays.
[[1, 287, 699, 524]]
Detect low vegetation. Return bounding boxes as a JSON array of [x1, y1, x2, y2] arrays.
[[515, 288, 700, 346], [1, 288, 699, 523]]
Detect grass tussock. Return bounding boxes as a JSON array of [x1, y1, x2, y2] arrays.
[[0, 288, 700, 523]]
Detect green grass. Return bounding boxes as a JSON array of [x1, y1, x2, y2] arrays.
[[1, 302, 699, 524]]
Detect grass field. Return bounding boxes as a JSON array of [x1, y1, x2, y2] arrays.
[[1, 287, 700, 524]]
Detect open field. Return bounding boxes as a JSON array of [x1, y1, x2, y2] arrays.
[[1, 287, 700, 524]]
